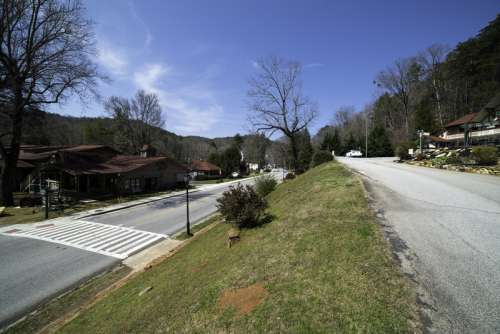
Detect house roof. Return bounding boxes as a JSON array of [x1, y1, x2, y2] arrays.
[[425, 135, 449, 143], [190, 160, 220, 172], [60, 145, 116, 153], [17, 160, 35, 168], [444, 112, 480, 128], [14, 144, 186, 176], [60, 152, 186, 176], [60, 154, 174, 175]]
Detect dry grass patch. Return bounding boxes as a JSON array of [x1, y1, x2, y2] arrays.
[[218, 282, 269, 317]]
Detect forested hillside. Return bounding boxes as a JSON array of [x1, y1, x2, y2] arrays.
[[17, 110, 269, 163], [315, 14, 500, 156]]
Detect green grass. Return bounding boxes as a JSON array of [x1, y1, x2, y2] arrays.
[[175, 215, 220, 240], [0, 190, 173, 226], [58, 162, 417, 333]]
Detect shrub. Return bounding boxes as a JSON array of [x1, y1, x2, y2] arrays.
[[284, 172, 295, 180], [395, 142, 412, 161], [216, 184, 267, 228], [472, 146, 498, 166], [415, 153, 425, 161], [255, 174, 277, 198], [431, 156, 448, 167], [432, 153, 461, 167], [445, 152, 461, 164], [311, 150, 333, 167]]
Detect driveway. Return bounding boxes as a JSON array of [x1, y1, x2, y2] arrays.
[[339, 157, 500, 333]]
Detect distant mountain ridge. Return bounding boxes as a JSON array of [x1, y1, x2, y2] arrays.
[[20, 110, 246, 162]]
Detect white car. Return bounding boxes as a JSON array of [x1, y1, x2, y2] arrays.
[[346, 150, 363, 157], [231, 171, 240, 178]]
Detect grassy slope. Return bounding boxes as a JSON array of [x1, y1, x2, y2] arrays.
[[59, 162, 416, 333]]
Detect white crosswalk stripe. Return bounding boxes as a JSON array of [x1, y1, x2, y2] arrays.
[[0, 220, 166, 259]]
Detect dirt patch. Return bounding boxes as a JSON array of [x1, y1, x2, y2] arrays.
[[218, 282, 269, 317]]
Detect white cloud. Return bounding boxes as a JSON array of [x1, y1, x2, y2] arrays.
[[97, 42, 128, 76], [133, 63, 223, 134], [304, 63, 324, 69], [133, 63, 170, 92]]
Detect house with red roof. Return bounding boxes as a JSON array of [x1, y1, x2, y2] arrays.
[[189, 160, 221, 180], [2, 144, 186, 200], [439, 93, 500, 146]]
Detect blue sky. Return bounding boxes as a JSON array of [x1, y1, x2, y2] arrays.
[[54, 0, 499, 138]]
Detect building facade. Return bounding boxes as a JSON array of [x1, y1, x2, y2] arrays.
[[1, 145, 186, 200], [439, 93, 500, 146]]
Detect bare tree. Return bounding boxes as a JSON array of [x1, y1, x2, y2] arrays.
[[375, 57, 421, 137], [105, 90, 165, 154], [248, 56, 317, 169], [417, 44, 450, 128], [0, 0, 100, 205], [332, 105, 356, 127]]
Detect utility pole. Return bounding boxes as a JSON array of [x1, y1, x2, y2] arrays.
[[365, 112, 368, 158]]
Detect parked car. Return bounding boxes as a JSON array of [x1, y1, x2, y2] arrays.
[[231, 171, 240, 178], [346, 150, 363, 157]]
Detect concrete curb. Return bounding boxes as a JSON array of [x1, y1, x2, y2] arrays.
[[75, 189, 199, 220]]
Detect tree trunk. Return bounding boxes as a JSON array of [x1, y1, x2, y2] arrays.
[[289, 134, 299, 170], [433, 79, 444, 128], [1, 95, 24, 206], [1, 157, 17, 206]]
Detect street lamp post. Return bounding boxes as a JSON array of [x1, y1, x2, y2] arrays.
[[44, 183, 49, 220], [184, 173, 192, 237]]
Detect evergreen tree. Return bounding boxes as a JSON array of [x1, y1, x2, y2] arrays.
[[297, 129, 314, 170], [320, 132, 333, 151], [368, 125, 393, 157], [331, 129, 343, 154], [345, 133, 356, 152], [233, 133, 244, 150], [84, 119, 114, 145], [220, 146, 241, 176], [414, 100, 438, 134], [208, 152, 221, 167], [320, 129, 343, 155]]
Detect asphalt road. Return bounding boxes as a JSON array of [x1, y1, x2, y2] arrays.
[[339, 157, 500, 333], [89, 178, 256, 234], [0, 175, 265, 329], [0, 236, 118, 328]]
